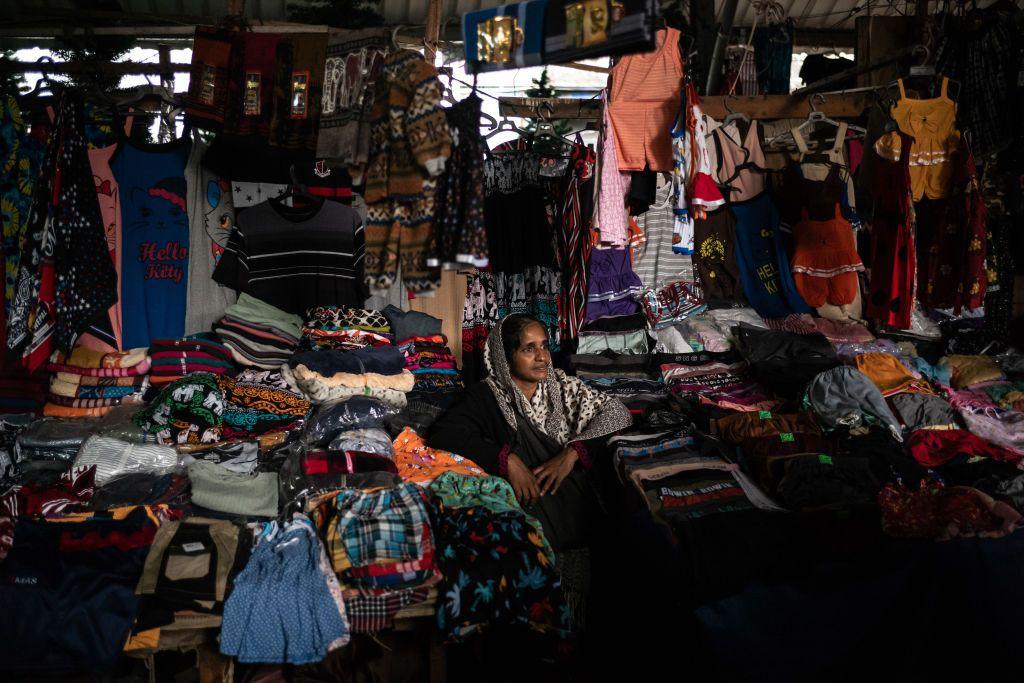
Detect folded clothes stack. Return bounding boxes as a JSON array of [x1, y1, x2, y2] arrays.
[[148, 335, 236, 385], [44, 347, 151, 418], [301, 306, 393, 351], [213, 294, 302, 369], [0, 368, 48, 415], [218, 369, 311, 438], [397, 334, 465, 408], [318, 483, 441, 632], [15, 417, 97, 463], [283, 347, 414, 407]]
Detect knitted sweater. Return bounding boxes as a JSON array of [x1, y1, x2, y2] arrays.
[[364, 50, 451, 204]]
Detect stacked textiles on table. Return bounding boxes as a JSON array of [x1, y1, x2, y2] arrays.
[[44, 347, 151, 418], [609, 428, 762, 524], [219, 369, 311, 439], [213, 294, 302, 369], [284, 347, 414, 407], [302, 305, 393, 351], [148, 335, 235, 385], [316, 482, 441, 632], [398, 334, 464, 406]]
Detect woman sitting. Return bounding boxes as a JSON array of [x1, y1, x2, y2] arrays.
[[429, 314, 631, 623]]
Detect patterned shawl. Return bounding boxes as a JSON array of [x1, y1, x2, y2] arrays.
[[7, 91, 117, 367], [483, 316, 630, 446]]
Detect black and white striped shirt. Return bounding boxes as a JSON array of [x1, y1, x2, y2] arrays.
[[213, 198, 368, 315]]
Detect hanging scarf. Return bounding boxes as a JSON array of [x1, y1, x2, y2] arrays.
[[7, 91, 117, 369], [483, 315, 630, 446]]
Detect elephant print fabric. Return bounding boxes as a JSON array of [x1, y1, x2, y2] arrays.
[[110, 137, 192, 348], [133, 373, 225, 445]]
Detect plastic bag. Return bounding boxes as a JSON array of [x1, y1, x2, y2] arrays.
[[304, 397, 399, 447], [328, 428, 394, 457]]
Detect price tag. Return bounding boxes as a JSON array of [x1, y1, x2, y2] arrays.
[[779, 432, 795, 442], [758, 410, 772, 420], [818, 454, 833, 465], [182, 542, 205, 553]]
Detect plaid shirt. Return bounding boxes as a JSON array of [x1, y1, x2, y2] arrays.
[[329, 483, 431, 568]]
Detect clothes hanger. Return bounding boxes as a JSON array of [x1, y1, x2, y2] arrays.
[[484, 115, 527, 140], [721, 93, 750, 128], [273, 164, 322, 208], [528, 102, 574, 157]]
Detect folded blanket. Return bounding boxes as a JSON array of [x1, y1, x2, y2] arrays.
[[291, 366, 415, 392], [43, 403, 113, 418], [50, 376, 150, 399], [47, 394, 140, 409], [280, 364, 409, 407], [48, 357, 152, 378], [52, 373, 149, 388], [62, 346, 149, 370], [289, 346, 405, 377]]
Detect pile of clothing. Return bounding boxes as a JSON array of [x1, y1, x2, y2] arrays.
[[284, 346, 414, 407], [319, 482, 441, 632], [302, 306, 392, 351], [148, 335, 235, 385], [219, 369, 311, 439], [398, 334, 464, 406], [45, 347, 151, 418], [213, 294, 302, 369]]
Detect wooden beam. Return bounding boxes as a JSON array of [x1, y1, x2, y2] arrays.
[[702, 93, 870, 119], [499, 97, 600, 120], [500, 94, 872, 122]]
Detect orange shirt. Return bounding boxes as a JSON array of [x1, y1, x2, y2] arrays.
[[608, 27, 683, 172]]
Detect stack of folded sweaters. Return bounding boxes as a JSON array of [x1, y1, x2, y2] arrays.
[[213, 294, 302, 369], [283, 346, 414, 407], [148, 335, 236, 385], [397, 335, 464, 407], [44, 347, 151, 418], [301, 306, 393, 351]]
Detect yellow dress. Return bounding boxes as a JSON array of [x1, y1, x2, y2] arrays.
[[889, 77, 960, 201]]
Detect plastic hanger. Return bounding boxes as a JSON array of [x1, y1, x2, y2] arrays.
[[484, 115, 527, 140], [721, 93, 750, 128]]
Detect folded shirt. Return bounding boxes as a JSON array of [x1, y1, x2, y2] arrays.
[[223, 293, 303, 340], [74, 435, 180, 486], [47, 358, 152, 378], [289, 346, 406, 377]]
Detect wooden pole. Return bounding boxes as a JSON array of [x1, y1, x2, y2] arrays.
[[424, 0, 442, 65]]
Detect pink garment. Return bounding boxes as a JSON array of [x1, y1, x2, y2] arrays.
[[594, 93, 630, 247], [85, 119, 132, 351], [811, 317, 875, 344]]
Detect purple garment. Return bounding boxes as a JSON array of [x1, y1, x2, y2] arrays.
[[585, 248, 641, 321], [833, 338, 901, 363]]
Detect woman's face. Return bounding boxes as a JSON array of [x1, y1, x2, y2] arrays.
[[510, 322, 551, 383]]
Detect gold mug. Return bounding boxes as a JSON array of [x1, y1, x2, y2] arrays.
[[477, 15, 524, 64]]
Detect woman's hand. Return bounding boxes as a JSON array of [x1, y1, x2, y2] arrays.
[[507, 453, 541, 505], [532, 447, 578, 496]]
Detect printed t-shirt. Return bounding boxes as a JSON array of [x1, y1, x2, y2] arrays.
[[110, 135, 192, 348]]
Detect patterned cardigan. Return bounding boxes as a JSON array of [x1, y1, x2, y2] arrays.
[[363, 49, 451, 204]]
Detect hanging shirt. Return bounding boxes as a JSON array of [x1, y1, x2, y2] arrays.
[[110, 135, 192, 349], [212, 197, 368, 315]]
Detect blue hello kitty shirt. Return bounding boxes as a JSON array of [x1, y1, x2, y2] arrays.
[[111, 136, 192, 348]]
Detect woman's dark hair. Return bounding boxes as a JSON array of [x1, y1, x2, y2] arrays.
[[501, 314, 543, 364]]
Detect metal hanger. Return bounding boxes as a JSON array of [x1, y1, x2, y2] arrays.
[[18, 57, 60, 99]]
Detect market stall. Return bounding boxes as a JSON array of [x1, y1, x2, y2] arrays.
[[0, 0, 1023, 680]]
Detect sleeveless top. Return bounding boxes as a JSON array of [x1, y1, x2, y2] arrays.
[[889, 77, 960, 201], [608, 27, 683, 172], [711, 119, 767, 203]]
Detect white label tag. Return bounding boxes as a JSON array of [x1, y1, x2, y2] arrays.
[[182, 542, 205, 553]]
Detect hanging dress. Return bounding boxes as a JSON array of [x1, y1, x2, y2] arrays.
[[711, 120, 807, 318], [789, 205, 864, 308], [889, 77, 960, 201]]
